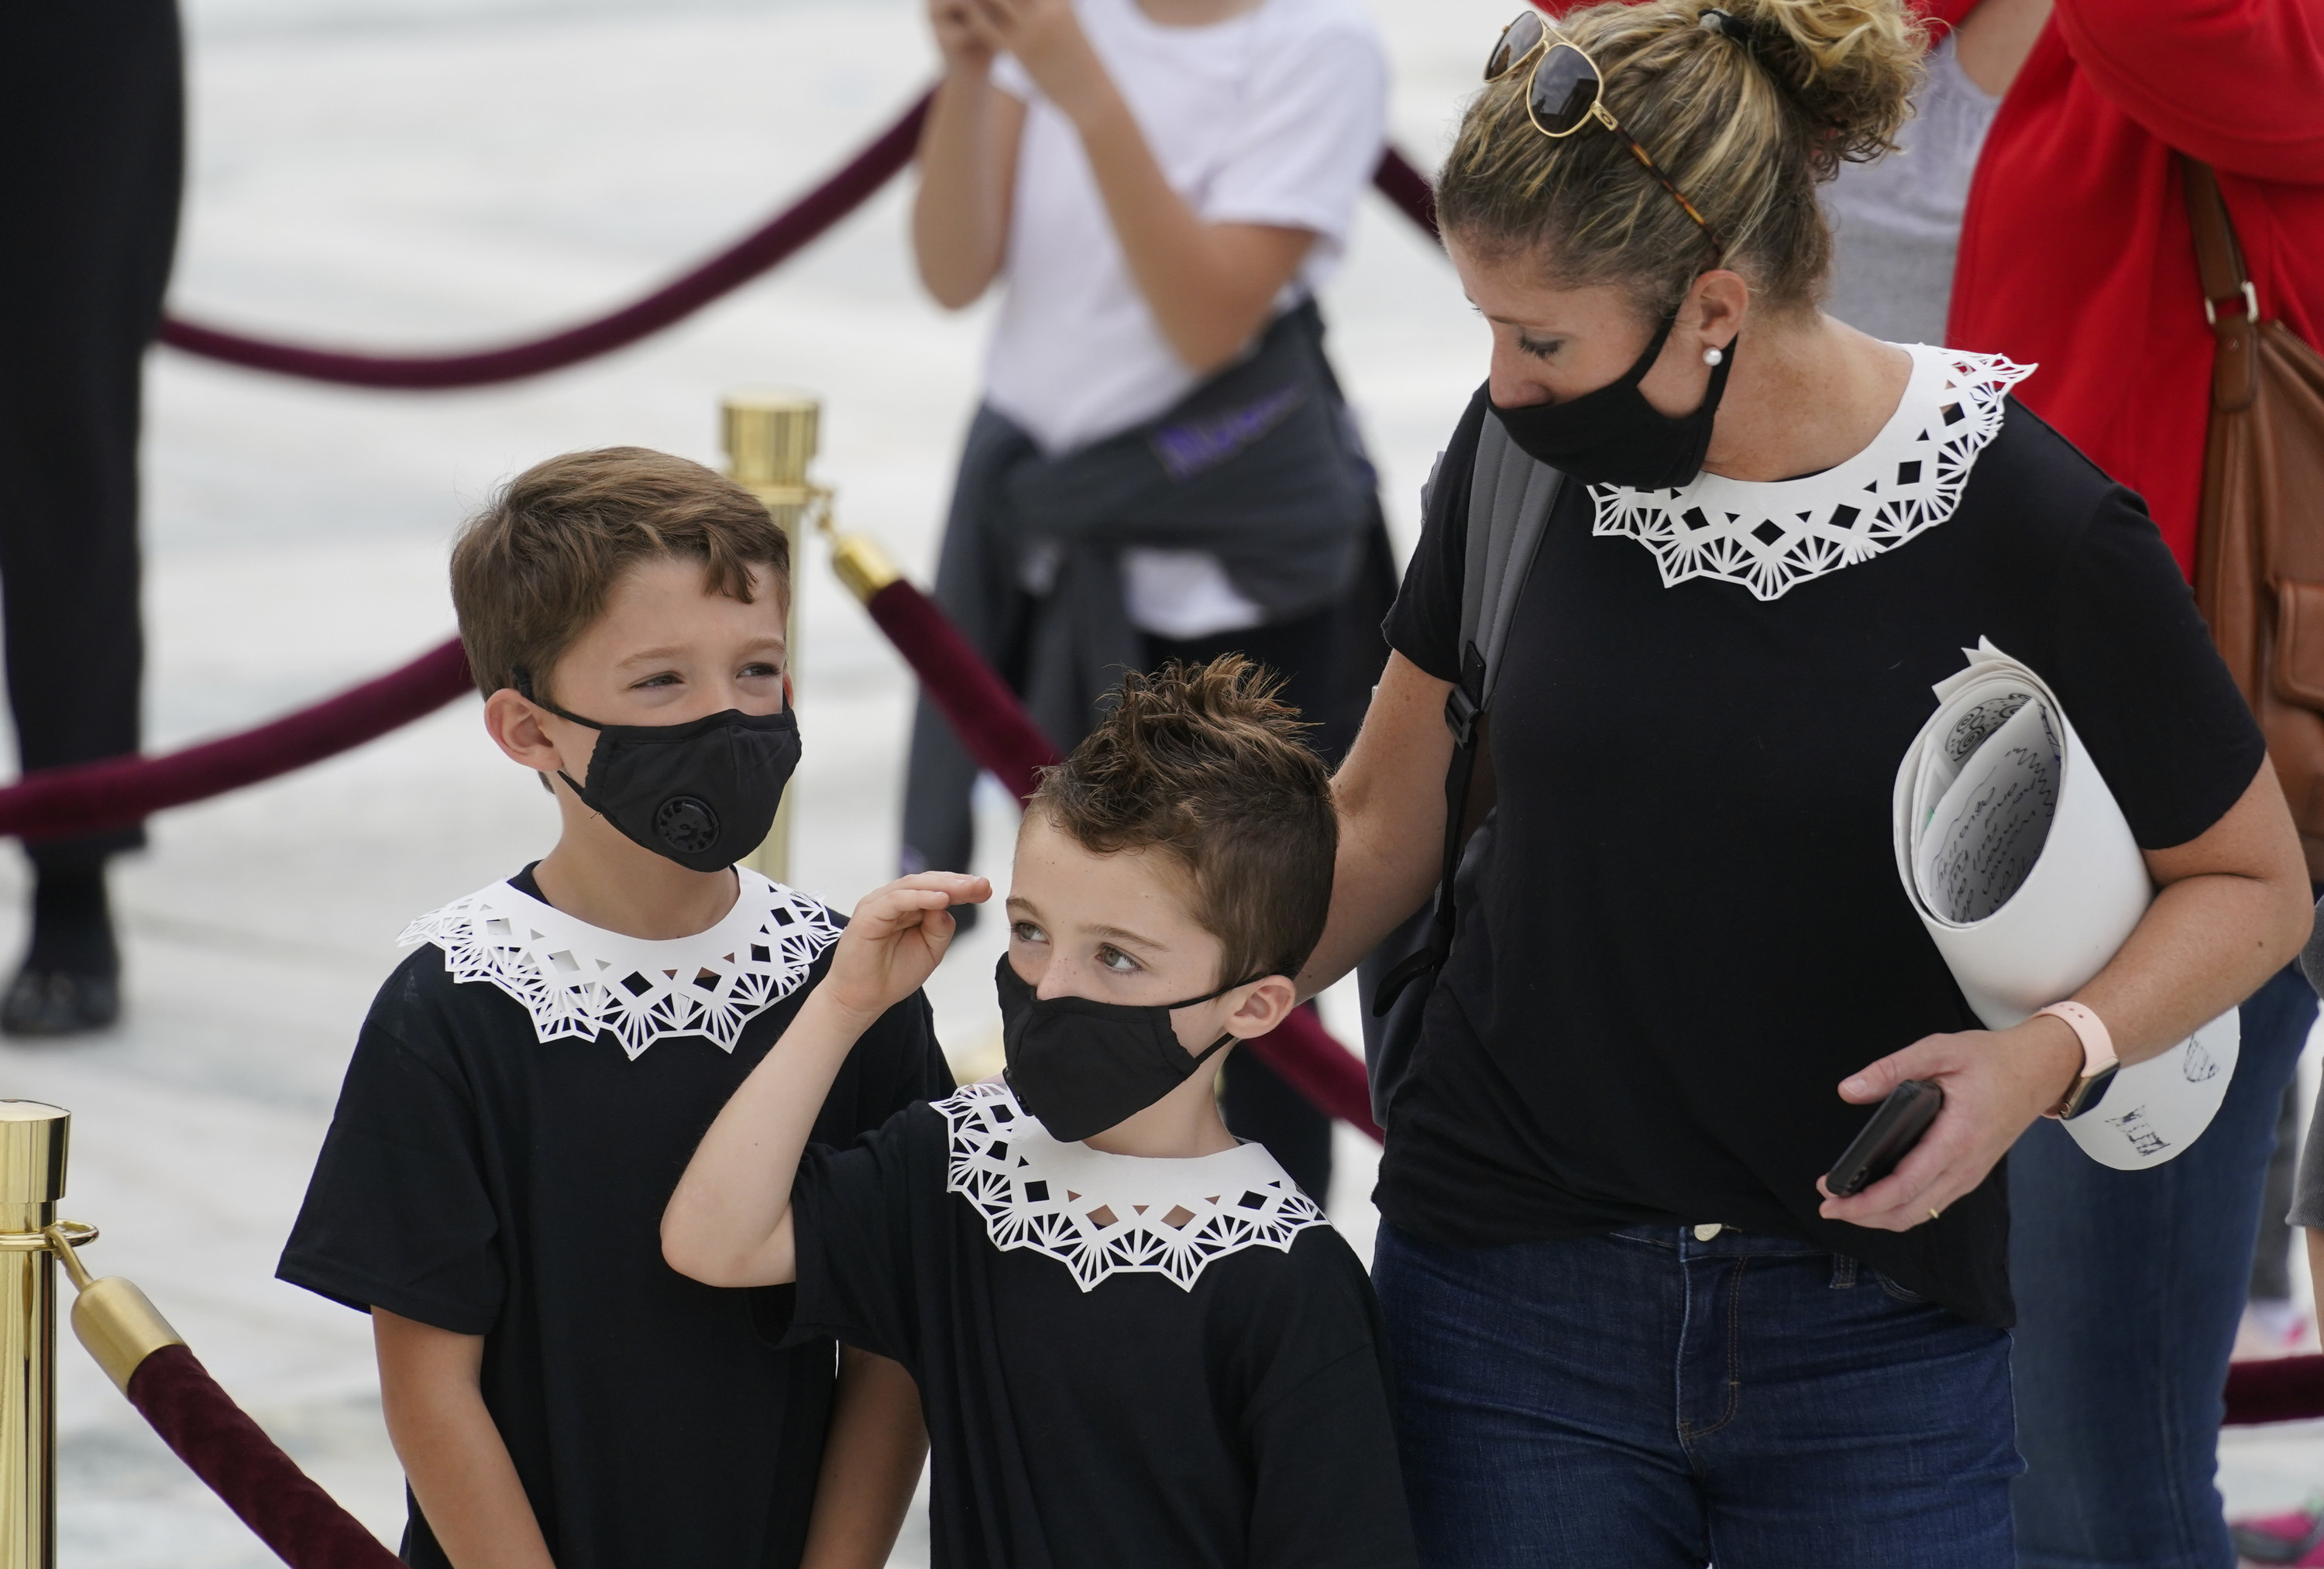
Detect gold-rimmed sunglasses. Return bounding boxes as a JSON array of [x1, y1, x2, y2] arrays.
[[1486, 11, 1725, 264]]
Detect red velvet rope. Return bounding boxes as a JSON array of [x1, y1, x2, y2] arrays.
[[160, 119, 1439, 389], [2223, 1353, 2324, 1425], [160, 95, 933, 389], [861, 578, 1382, 1140], [864, 579, 1057, 805], [1371, 146, 1439, 241], [1257, 1007, 1381, 1138], [125, 1344, 403, 1569], [0, 640, 472, 842]]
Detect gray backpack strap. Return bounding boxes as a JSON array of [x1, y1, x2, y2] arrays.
[[1455, 417, 1563, 726], [1370, 418, 1564, 1031]]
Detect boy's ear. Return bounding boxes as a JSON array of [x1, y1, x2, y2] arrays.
[[483, 688, 570, 781], [1221, 976, 1298, 1041]]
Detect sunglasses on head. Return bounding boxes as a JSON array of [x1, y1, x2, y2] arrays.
[[1485, 12, 1725, 265]]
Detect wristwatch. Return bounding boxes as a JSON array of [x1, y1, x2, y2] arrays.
[[2035, 1001, 2119, 1121]]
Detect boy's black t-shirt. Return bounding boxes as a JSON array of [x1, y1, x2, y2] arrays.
[[779, 1083, 1416, 1569], [1377, 370, 2265, 1328], [278, 867, 953, 1569]]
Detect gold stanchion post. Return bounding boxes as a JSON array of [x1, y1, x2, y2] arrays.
[[0, 1104, 67, 1569], [721, 389, 829, 887]]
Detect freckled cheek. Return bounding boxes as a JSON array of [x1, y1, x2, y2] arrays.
[[1006, 942, 1047, 990]]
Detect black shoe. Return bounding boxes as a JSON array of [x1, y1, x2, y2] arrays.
[[5, 863, 123, 1038], [0, 969, 121, 1038]]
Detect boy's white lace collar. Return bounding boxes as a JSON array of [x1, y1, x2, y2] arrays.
[[939, 1081, 1329, 1293], [1590, 344, 2035, 601], [401, 869, 840, 1058]]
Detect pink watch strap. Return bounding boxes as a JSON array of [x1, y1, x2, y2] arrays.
[[2034, 1001, 2117, 1120]]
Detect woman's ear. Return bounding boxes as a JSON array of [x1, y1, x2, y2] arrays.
[[1687, 269, 1752, 353], [1222, 976, 1299, 1040]]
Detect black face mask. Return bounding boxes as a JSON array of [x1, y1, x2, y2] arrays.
[[521, 676, 801, 874], [1489, 314, 1736, 489], [996, 956, 1254, 1142]]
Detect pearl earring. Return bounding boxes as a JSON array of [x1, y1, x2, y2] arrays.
[[1703, 347, 1724, 367]]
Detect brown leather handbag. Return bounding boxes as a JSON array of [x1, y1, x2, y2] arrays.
[[2185, 158, 2324, 877]]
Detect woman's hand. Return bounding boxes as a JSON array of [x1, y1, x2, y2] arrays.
[[1825, 761, 2311, 1232], [818, 873, 991, 1026], [1816, 1015, 2084, 1231]]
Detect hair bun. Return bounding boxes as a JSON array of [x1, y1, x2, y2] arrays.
[[1714, 0, 1923, 173]]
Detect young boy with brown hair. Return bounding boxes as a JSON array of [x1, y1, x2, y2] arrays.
[[664, 657, 1415, 1569], [278, 448, 948, 1569]]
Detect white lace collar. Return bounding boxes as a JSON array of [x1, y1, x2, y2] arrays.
[[939, 1081, 1329, 1293], [401, 869, 841, 1058], [1590, 344, 2035, 601]]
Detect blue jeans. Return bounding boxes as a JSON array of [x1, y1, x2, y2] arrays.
[[2009, 963, 2317, 1569], [1373, 1222, 2020, 1568]]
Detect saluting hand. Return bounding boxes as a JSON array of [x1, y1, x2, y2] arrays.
[[817, 872, 991, 1025]]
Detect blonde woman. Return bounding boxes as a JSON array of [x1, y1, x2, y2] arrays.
[[1298, 0, 2312, 1559]]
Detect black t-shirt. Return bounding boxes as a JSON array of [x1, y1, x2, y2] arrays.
[[278, 868, 953, 1569], [1378, 383, 2265, 1327], [780, 1084, 1416, 1569]]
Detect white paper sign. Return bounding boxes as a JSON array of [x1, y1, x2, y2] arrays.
[[1892, 640, 2236, 1169]]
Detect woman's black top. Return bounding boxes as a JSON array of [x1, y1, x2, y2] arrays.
[[279, 868, 953, 1569], [1378, 381, 2264, 1326], [779, 1085, 1417, 1569]]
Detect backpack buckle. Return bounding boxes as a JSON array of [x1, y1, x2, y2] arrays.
[[1443, 684, 1480, 747]]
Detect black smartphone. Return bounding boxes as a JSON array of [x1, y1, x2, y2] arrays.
[[1825, 1080, 1944, 1198]]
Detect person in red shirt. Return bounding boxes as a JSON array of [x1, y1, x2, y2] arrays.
[[1948, 0, 2324, 579], [1830, 2, 2324, 1564]]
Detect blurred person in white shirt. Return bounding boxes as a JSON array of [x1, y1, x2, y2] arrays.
[[902, 0, 1393, 1202]]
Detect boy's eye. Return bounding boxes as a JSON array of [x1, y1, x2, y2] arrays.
[[632, 671, 682, 689], [1095, 946, 1140, 974], [1010, 921, 1047, 946], [738, 662, 782, 680]]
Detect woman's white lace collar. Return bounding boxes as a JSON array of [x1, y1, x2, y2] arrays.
[[1591, 345, 2034, 601], [940, 1082, 1328, 1293], [401, 869, 840, 1058]]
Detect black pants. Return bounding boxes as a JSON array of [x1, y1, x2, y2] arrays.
[[1145, 591, 1385, 1205], [0, 1, 182, 871]]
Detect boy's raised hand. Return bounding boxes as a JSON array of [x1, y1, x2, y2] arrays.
[[819, 873, 990, 1025]]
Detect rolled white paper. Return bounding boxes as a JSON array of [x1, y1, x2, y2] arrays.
[[1892, 640, 2236, 1169]]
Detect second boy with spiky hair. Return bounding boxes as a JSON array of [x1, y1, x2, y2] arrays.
[[665, 657, 1416, 1569]]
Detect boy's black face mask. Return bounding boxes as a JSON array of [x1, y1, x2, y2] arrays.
[[996, 956, 1252, 1143], [1488, 314, 1735, 489], [521, 676, 801, 874]]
